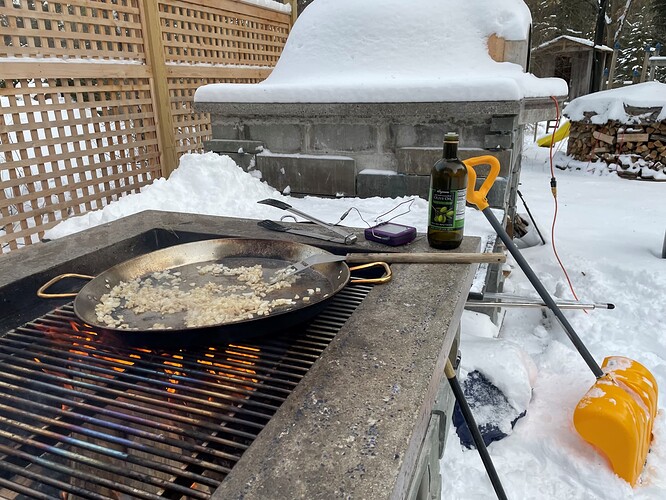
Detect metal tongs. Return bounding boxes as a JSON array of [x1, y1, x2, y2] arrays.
[[257, 199, 358, 245], [268, 253, 347, 284], [466, 291, 615, 310]]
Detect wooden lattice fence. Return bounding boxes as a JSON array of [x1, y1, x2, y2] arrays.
[[0, 0, 292, 252]]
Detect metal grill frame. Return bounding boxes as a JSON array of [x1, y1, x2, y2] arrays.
[[0, 284, 372, 499]]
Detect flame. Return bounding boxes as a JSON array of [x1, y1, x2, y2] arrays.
[[203, 344, 260, 387], [38, 314, 266, 410]]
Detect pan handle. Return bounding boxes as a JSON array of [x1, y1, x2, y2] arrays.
[[37, 273, 95, 299], [349, 262, 392, 284]]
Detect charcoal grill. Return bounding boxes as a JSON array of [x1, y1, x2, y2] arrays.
[[0, 284, 370, 499], [0, 211, 480, 500]]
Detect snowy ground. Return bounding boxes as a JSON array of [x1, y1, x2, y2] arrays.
[[40, 130, 666, 499], [441, 135, 666, 499]]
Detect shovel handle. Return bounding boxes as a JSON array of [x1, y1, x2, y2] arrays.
[[445, 358, 508, 500], [481, 207, 604, 379], [463, 155, 501, 211]]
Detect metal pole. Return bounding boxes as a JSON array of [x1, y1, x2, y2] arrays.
[[590, 0, 609, 93], [467, 300, 611, 310], [445, 359, 508, 500], [517, 189, 546, 245], [482, 207, 604, 379]]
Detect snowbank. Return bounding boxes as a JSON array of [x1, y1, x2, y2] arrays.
[[563, 81, 666, 124]]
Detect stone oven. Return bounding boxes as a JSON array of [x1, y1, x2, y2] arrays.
[[194, 0, 567, 301], [193, 0, 566, 227]]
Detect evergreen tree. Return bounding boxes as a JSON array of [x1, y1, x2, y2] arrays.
[[526, 0, 664, 83], [654, 0, 666, 46], [297, 0, 315, 16]]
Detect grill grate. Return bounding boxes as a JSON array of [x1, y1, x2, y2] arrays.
[[0, 284, 372, 500]]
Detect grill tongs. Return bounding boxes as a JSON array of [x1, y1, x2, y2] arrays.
[[258, 198, 358, 245], [268, 253, 347, 284]]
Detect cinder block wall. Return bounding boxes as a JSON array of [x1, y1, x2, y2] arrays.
[[202, 102, 526, 226], [199, 100, 556, 309]]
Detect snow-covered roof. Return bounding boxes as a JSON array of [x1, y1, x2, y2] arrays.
[[194, 0, 567, 104], [562, 81, 666, 124], [534, 35, 613, 53]]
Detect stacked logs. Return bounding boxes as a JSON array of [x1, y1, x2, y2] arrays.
[[566, 120, 666, 179]]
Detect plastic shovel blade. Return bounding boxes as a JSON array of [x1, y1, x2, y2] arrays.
[[573, 356, 658, 486]]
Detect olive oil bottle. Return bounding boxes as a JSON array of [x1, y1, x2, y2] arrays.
[[427, 132, 468, 249]]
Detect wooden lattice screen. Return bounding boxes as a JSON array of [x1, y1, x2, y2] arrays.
[[159, 0, 289, 156], [0, 0, 291, 252]]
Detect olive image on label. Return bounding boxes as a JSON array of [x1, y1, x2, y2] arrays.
[[427, 132, 468, 250]]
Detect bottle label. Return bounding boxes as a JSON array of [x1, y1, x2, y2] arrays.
[[429, 188, 466, 230]]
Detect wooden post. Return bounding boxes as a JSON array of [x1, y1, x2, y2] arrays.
[[640, 45, 651, 83], [141, 0, 179, 178], [607, 42, 619, 90], [289, 0, 298, 28]]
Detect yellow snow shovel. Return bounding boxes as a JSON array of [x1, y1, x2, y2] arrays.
[[463, 155, 658, 486], [536, 120, 571, 147]]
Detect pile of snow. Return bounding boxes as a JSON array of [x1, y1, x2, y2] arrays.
[[194, 0, 567, 103], [563, 81, 666, 125], [460, 311, 538, 415], [43, 152, 498, 258]]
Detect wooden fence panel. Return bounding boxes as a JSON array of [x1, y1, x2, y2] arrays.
[[160, 0, 290, 66], [0, 0, 291, 252], [0, 73, 161, 250], [159, 0, 289, 157], [0, 0, 147, 62]]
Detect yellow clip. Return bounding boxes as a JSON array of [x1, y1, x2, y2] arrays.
[[462, 155, 501, 211]]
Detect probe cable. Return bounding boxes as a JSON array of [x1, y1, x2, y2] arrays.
[[548, 96, 583, 304]]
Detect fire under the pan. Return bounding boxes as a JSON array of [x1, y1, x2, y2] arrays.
[[0, 284, 372, 500]]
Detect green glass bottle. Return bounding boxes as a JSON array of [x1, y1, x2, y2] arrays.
[[427, 132, 468, 249]]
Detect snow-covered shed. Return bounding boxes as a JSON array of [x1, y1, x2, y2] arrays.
[[194, 0, 567, 225], [530, 35, 613, 100]]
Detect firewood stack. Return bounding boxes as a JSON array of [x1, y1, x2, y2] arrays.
[[566, 116, 666, 180]]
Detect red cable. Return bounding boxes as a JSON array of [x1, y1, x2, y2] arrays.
[[548, 96, 581, 303]]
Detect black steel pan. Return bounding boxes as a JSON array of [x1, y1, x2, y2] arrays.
[[38, 238, 361, 345]]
